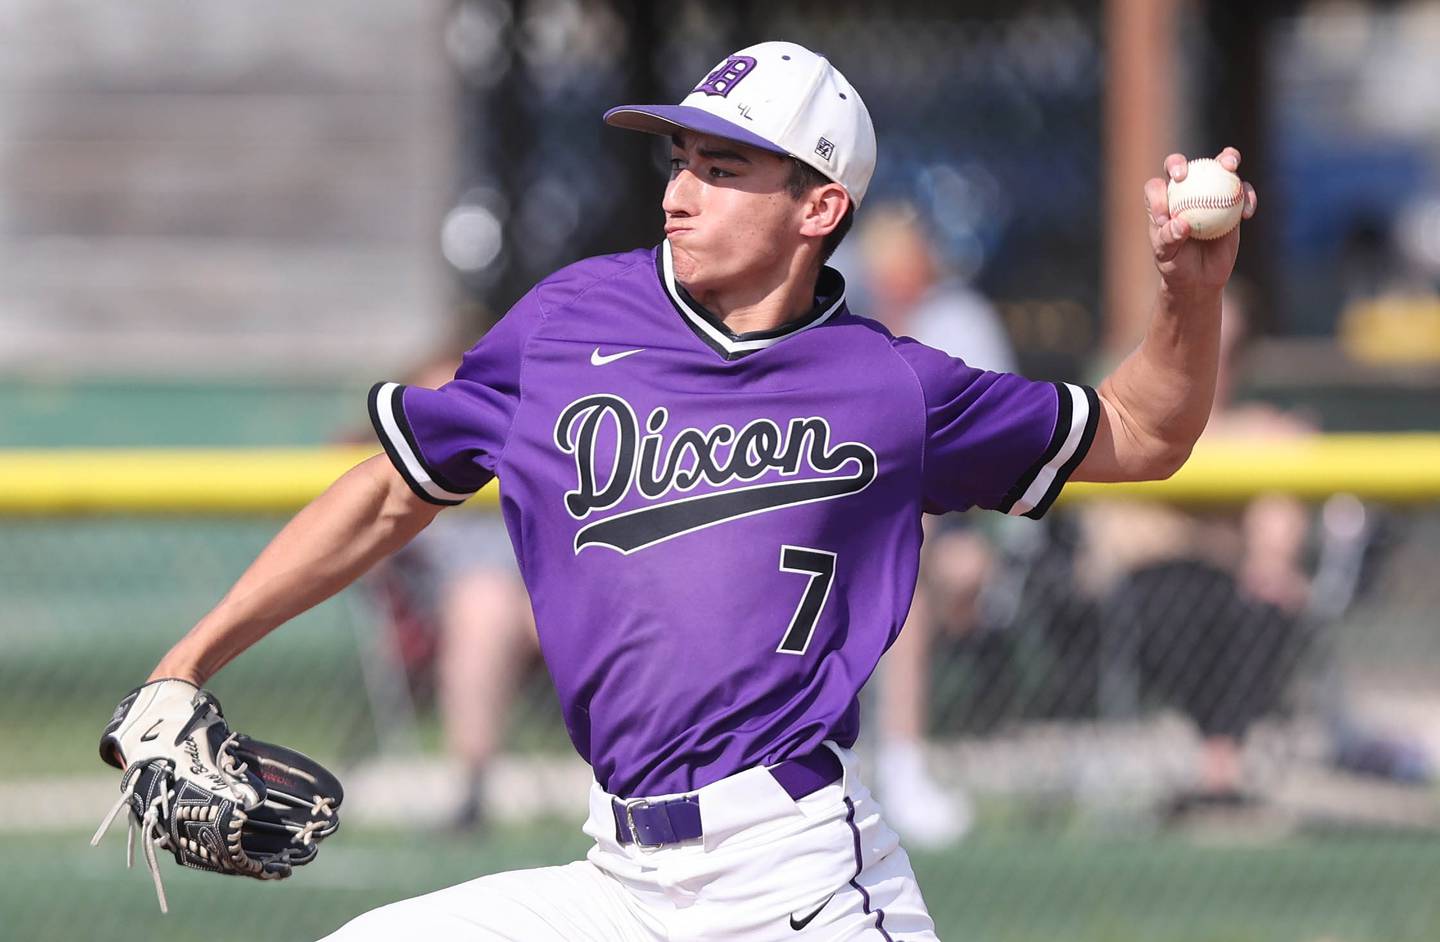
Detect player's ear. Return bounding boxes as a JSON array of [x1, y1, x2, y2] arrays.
[[799, 183, 850, 240]]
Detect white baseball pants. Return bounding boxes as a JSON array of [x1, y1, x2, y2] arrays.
[[319, 743, 939, 941]]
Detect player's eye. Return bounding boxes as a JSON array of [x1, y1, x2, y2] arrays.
[[708, 166, 735, 179], [668, 158, 685, 177]]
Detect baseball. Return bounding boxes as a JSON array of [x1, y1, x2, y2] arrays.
[[1167, 157, 1244, 240]]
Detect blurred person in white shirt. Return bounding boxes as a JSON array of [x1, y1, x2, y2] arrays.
[[849, 202, 1019, 847]]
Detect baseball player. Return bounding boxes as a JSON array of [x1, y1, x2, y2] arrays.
[[106, 40, 1255, 940]]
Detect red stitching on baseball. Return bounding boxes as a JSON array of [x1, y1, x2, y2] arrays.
[[1172, 192, 1241, 212], [1172, 158, 1241, 214]]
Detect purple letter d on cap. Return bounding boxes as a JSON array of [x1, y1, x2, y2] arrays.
[[694, 56, 757, 98]]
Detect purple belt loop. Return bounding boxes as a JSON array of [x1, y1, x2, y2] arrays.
[[769, 747, 843, 801]]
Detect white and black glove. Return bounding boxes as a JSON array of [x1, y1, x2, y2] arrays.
[[91, 679, 343, 912]]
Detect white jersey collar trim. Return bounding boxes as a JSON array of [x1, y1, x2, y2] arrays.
[[658, 240, 847, 360]]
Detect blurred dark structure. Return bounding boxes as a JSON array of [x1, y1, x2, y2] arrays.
[[444, 0, 1115, 381], [444, 0, 1440, 431]]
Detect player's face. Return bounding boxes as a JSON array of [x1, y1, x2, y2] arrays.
[[663, 131, 809, 293]]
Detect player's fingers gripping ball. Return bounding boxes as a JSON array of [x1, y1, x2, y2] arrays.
[[1166, 157, 1244, 240], [91, 679, 344, 912]]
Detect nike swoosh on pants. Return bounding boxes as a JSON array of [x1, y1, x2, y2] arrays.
[[789, 892, 835, 930]]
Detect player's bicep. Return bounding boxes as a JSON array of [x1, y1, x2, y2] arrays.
[[1069, 395, 1128, 482], [1069, 389, 1186, 483], [361, 453, 449, 529]]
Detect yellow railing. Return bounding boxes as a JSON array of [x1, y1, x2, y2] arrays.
[[1, 434, 1438, 514], [1064, 433, 1440, 504], [0, 447, 495, 514]]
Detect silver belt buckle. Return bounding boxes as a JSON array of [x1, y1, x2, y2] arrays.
[[623, 797, 662, 853]]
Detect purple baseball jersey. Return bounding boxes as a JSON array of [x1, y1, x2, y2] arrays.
[[369, 241, 1098, 798]]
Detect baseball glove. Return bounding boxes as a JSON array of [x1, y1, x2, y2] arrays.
[[90, 679, 344, 912]]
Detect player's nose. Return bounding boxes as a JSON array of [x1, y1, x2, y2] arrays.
[[662, 169, 698, 217]]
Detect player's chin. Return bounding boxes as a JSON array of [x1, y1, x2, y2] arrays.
[[667, 238, 709, 280], [671, 237, 751, 289]]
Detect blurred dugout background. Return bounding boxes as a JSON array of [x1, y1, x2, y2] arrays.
[[4, 1, 1440, 940]]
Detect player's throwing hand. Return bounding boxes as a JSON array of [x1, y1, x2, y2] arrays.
[[1146, 147, 1258, 292]]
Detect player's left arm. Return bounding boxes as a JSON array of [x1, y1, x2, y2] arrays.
[[1071, 147, 1258, 484]]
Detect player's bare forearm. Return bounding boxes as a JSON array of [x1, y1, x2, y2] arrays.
[[1074, 148, 1258, 484], [1088, 282, 1223, 480], [149, 455, 442, 685]]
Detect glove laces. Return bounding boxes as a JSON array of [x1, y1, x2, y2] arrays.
[[90, 769, 176, 913], [91, 728, 258, 912], [292, 795, 338, 848], [216, 732, 248, 780]]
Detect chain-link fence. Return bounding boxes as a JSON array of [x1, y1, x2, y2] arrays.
[[3, 479, 1440, 941]]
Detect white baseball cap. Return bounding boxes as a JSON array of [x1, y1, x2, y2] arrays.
[[604, 41, 877, 206]]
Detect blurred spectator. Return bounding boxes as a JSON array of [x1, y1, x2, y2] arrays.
[[1078, 284, 1314, 814], [853, 202, 1017, 377], [366, 348, 540, 833], [853, 203, 1019, 847]]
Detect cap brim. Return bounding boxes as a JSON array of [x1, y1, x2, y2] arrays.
[[603, 105, 789, 157]]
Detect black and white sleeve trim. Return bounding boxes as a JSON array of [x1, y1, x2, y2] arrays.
[[997, 382, 1099, 520], [367, 382, 477, 506]]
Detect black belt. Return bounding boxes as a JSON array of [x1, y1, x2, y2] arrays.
[[611, 749, 842, 849]]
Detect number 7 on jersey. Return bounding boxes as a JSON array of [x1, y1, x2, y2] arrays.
[[776, 546, 837, 656]]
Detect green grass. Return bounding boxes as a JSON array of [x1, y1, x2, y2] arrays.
[[910, 832, 1440, 941], [7, 516, 1440, 939], [8, 824, 1440, 941], [4, 821, 591, 942]]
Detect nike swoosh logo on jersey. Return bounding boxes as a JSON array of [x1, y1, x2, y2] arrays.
[[789, 893, 835, 930], [590, 347, 644, 366], [139, 720, 164, 742]]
